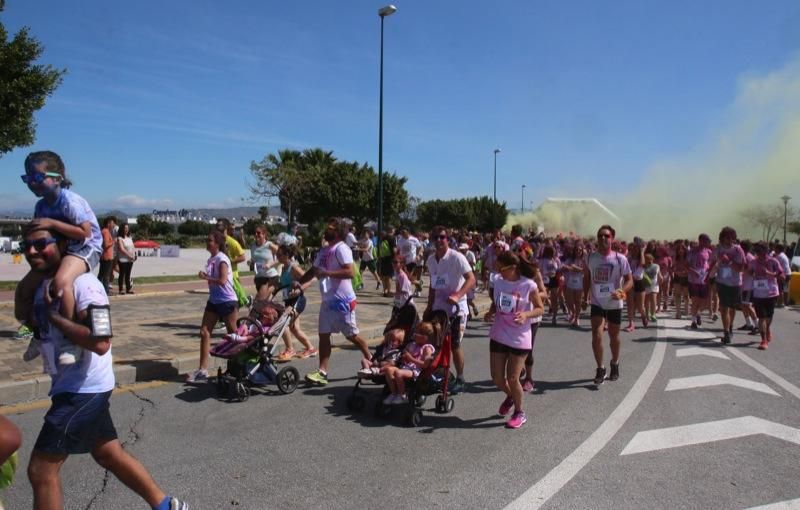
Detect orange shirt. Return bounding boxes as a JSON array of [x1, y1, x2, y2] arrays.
[[101, 228, 114, 261]]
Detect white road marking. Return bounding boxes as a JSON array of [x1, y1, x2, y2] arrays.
[[503, 323, 669, 510], [665, 374, 779, 396], [744, 498, 800, 509], [725, 347, 800, 401], [675, 347, 729, 360], [620, 416, 800, 455]]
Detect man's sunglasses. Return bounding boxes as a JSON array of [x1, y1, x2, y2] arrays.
[[435, 234, 448, 240], [21, 238, 58, 252], [20, 172, 61, 185]]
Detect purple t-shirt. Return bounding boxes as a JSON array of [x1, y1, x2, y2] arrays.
[[588, 251, 631, 310], [749, 257, 783, 299], [206, 252, 236, 304], [687, 247, 712, 285], [489, 276, 538, 350], [712, 244, 746, 287], [314, 241, 356, 304], [34, 189, 102, 258]]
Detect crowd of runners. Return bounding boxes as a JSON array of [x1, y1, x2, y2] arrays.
[[1, 149, 797, 508]]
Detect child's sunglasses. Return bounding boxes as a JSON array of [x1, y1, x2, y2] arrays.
[[21, 172, 61, 185]]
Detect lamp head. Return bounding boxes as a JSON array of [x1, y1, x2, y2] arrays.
[[379, 5, 397, 17]]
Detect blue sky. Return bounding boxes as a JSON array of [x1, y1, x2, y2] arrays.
[[2, 0, 799, 216]]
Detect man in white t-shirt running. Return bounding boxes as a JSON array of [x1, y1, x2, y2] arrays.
[[425, 225, 476, 394], [297, 218, 372, 385], [582, 225, 633, 386], [21, 224, 188, 510]]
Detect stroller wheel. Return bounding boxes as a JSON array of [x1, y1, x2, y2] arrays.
[[413, 394, 427, 408], [445, 397, 455, 413], [408, 409, 423, 427], [347, 394, 366, 412], [235, 382, 250, 402], [435, 395, 446, 413], [276, 366, 299, 394]]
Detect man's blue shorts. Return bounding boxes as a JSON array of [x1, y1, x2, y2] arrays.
[[34, 390, 117, 455]]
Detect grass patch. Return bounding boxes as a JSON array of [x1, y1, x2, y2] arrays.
[[0, 271, 255, 292]]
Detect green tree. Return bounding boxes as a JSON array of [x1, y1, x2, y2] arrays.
[[178, 219, 211, 236], [0, 9, 66, 156], [257, 206, 269, 222], [134, 214, 153, 237], [416, 196, 507, 232]]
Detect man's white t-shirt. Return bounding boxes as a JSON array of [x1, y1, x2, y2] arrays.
[[398, 236, 422, 265], [313, 241, 356, 304], [345, 232, 357, 250], [33, 273, 114, 395], [427, 248, 472, 317]]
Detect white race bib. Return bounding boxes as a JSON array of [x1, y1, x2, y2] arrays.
[[594, 283, 613, 299], [753, 279, 768, 290], [719, 267, 733, 280], [498, 292, 515, 314], [569, 275, 583, 287], [320, 277, 330, 294], [433, 273, 449, 289]]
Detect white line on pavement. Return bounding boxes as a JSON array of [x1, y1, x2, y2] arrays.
[[675, 347, 729, 360], [744, 497, 800, 509], [665, 374, 780, 396], [503, 322, 669, 510], [620, 416, 800, 455], [725, 347, 800, 401]]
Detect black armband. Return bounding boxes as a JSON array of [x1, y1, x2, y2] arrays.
[[85, 304, 113, 338]]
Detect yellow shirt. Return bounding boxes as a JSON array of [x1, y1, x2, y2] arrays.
[[226, 235, 244, 276]]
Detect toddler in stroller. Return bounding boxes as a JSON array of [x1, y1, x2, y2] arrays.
[[381, 321, 436, 405]]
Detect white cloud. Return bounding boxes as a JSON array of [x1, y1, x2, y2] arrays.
[[111, 195, 175, 209]]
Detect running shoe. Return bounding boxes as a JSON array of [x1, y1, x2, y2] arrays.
[[297, 348, 318, 359], [305, 370, 328, 386], [623, 324, 635, 333], [169, 497, 189, 510], [609, 361, 620, 381], [375, 282, 381, 290], [506, 410, 527, 429], [498, 396, 514, 416], [22, 338, 41, 362], [757, 340, 768, 350], [450, 377, 466, 395], [737, 324, 752, 331], [690, 320, 698, 330], [522, 379, 535, 393], [593, 366, 606, 385], [186, 369, 208, 382], [748, 326, 759, 336], [276, 349, 296, 362], [721, 332, 731, 345], [711, 313, 719, 322], [14, 324, 34, 341]]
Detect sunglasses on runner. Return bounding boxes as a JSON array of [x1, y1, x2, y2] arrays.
[[436, 235, 448, 240], [20, 172, 61, 185], [21, 237, 58, 252]]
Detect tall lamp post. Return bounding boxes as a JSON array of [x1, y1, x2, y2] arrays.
[[377, 4, 397, 238], [521, 184, 526, 213], [493, 148, 501, 228], [782, 195, 791, 245]]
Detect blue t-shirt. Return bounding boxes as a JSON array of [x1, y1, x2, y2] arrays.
[[34, 189, 102, 258]]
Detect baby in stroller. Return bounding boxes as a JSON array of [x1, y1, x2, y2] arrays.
[[381, 321, 437, 405], [357, 327, 405, 377]]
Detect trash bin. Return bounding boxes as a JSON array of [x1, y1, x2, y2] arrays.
[[789, 272, 800, 305]]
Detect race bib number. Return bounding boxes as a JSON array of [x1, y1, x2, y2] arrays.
[[753, 279, 768, 290], [433, 273, 449, 289], [719, 267, 732, 280], [255, 262, 266, 275], [498, 292, 515, 314], [569, 275, 583, 287], [320, 277, 330, 294], [594, 283, 613, 299]]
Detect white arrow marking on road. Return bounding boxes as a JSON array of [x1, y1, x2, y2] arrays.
[[675, 347, 729, 360], [620, 416, 800, 455], [745, 498, 800, 509], [725, 347, 800, 402], [665, 374, 779, 396]]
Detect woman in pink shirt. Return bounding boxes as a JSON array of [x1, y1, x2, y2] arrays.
[[484, 251, 544, 429], [747, 242, 784, 350]]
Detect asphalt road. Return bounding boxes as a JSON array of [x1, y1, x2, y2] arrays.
[[3, 307, 799, 510]]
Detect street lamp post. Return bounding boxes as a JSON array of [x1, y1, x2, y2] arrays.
[[782, 195, 791, 245], [521, 184, 526, 214], [493, 148, 501, 228], [377, 4, 397, 238]]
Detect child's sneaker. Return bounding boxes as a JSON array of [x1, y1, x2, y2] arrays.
[[395, 394, 409, 405], [23, 337, 41, 362], [358, 367, 380, 377], [498, 396, 514, 416], [14, 324, 34, 341], [305, 370, 328, 386], [276, 349, 296, 362], [506, 410, 527, 429]]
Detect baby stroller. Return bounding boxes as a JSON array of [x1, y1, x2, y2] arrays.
[[346, 297, 419, 415], [210, 287, 305, 402]]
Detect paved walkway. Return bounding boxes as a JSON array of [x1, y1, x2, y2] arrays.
[[0, 279, 490, 405]]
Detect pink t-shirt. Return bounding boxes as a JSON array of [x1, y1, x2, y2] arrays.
[[712, 244, 746, 287], [394, 270, 414, 308], [749, 257, 783, 299], [538, 258, 560, 285], [489, 276, 538, 350], [313, 241, 356, 304], [564, 257, 586, 290], [628, 255, 645, 280], [687, 247, 712, 285], [400, 342, 435, 376], [587, 251, 632, 310]]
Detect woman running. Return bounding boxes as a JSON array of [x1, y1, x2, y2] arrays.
[[538, 245, 561, 326], [625, 238, 647, 331], [747, 242, 784, 350], [672, 241, 690, 319], [563, 243, 587, 327], [274, 244, 317, 361]]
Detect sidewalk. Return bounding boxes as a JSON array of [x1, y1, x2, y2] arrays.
[[0, 280, 490, 406]]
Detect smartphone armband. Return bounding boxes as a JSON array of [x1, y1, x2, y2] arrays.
[[86, 304, 113, 338]]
